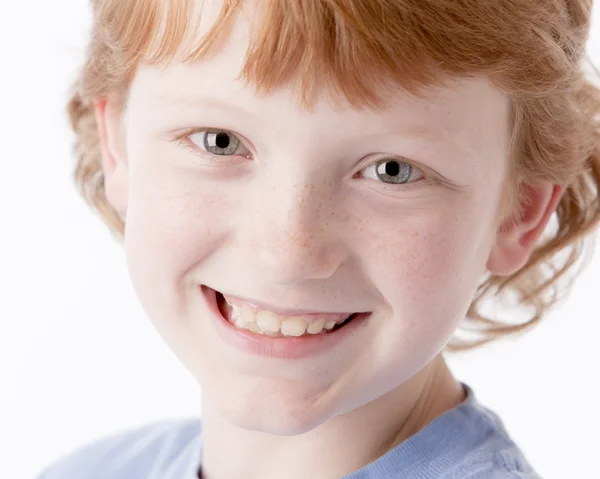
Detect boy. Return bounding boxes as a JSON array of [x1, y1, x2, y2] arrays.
[[39, 0, 600, 477]]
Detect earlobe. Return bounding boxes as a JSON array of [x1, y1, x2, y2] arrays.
[[93, 95, 129, 218], [486, 182, 566, 277]]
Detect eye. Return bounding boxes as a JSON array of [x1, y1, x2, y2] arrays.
[[187, 129, 252, 158], [360, 158, 424, 185]]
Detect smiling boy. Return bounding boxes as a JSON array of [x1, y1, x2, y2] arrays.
[[39, 1, 600, 478]]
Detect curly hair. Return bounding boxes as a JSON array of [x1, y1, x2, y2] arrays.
[[67, 0, 600, 351]]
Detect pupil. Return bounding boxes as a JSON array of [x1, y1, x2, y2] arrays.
[[385, 161, 400, 176], [215, 133, 230, 149]]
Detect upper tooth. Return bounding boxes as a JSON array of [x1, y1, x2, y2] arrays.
[[280, 317, 308, 337], [233, 315, 246, 328], [224, 296, 349, 335], [256, 311, 281, 332], [246, 322, 261, 333], [307, 318, 326, 334], [230, 304, 243, 320], [241, 303, 255, 324]]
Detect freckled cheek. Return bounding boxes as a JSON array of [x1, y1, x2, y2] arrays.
[[368, 216, 484, 324]]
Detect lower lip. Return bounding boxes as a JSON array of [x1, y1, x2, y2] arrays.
[[201, 285, 369, 360]]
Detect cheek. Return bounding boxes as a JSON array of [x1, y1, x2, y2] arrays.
[[122, 157, 230, 317], [364, 199, 493, 332], [343, 198, 497, 389]]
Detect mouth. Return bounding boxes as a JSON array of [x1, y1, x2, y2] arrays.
[[211, 287, 362, 338], [202, 285, 370, 359]]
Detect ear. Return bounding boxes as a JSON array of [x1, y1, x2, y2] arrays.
[[93, 94, 129, 218], [486, 182, 566, 276]]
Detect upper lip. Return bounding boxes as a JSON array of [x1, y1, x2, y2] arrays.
[[208, 286, 360, 317]]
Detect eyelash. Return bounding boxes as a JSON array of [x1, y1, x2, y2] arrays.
[[174, 128, 433, 191]]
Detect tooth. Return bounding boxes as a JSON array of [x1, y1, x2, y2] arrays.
[[324, 321, 336, 330], [247, 322, 261, 333], [281, 317, 308, 337], [256, 311, 281, 332], [233, 315, 246, 328], [307, 319, 326, 334], [232, 303, 243, 314], [241, 303, 255, 323], [227, 303, 241, 322]]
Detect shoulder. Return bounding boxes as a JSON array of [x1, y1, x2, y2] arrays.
[[438, 385, 541, 479], [36, 418, 202, 479], [444, 445, 542, 479], [368, 383, 542, 479], [420, 431, 541, 479]]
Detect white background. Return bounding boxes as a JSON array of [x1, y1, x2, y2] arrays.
[[1, 1, 599, 478]]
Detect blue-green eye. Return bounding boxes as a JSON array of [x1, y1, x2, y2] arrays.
[[362, 159, 423, 185]]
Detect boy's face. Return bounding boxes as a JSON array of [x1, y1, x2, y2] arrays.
[[102, 15, 515, 433]]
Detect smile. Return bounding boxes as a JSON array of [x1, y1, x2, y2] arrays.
[[201, 285, 370, 359], [217, 291, 357, 337]]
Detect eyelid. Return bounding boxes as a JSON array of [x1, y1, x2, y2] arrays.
[[355, 155, 427, 187], [173, 127, 255, 157], [357, 154, 466, 193], [358, 157, 422, 187]]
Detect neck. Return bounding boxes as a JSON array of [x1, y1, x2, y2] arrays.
[[199, 354, 465, 479]]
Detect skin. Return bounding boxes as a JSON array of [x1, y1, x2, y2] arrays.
[[93, 6, 565, 479]]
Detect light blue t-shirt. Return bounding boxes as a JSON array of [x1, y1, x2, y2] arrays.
[[37, 384, 540, 478]]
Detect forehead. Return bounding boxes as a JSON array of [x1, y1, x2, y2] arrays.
[[128, 0, 511, 161]]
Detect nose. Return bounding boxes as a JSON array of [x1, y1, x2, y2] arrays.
[[239, 179, 347, 286]]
